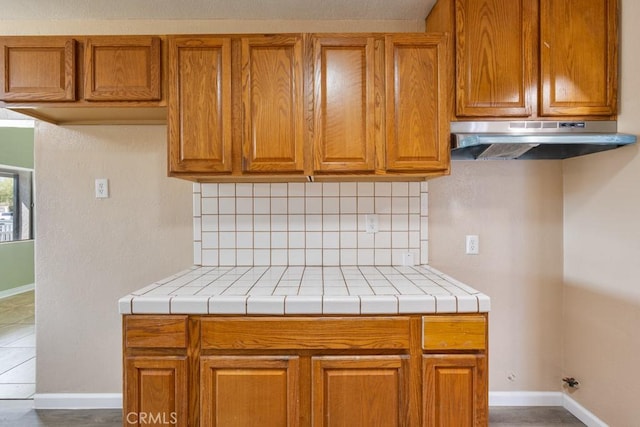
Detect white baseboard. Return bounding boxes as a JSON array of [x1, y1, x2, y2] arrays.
[[0, 283, 34, 300], [490, 391, 609, 427], [33, 393, 122, 410], [489, 391, 563, 406], [563, 394, 608, 427]]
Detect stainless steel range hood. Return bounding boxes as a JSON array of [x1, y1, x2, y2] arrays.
[[451, 121, 637, 160]]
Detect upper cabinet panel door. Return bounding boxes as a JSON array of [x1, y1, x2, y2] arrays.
[[455, 0, 536, 117], [0, 37, 76, 102], [540, 0, 618, 117], [312, 36, 376, 174], [241, 35, 305, 174], [84, 36, 162, 101], [385, 34, 450, 173], [168, 36, 232, 174]]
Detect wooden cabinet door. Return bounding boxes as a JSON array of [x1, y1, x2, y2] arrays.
[[312, 36, 377, 173], [84, 36, 162, 101], [124, 356, 188, 427], [454, 0, 537, 118], [241, 35, 305, 174], [539, 0, 618, 117], [0, 37, 76, 102], [312, 356, 409, 427], [385, 34, 450, 173], [201, 356, 299, 427], [423, 354, 488, 427], [168, 36, 232, 174]]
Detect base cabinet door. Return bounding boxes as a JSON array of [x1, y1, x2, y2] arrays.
[[423, 354, 488, 427], [312, 356, 409, 427], [124, 356, 188, 427], [200, 356, 300, 427]]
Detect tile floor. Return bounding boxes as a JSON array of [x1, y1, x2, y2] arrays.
[[0, 291, 586, 426], [0, 291, 35, 399]]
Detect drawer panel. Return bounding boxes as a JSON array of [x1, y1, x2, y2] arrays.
[[201, 317, 411, 350], [125, 315, 188, 349], [422, 315, 486, 351]]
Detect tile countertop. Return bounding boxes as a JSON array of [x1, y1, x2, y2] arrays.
[[118, 265, 490, 316]]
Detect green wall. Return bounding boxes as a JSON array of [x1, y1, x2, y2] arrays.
[[0, 126, 35, 294], [0, 127, 34, 169], [0, 240, 34, 293]]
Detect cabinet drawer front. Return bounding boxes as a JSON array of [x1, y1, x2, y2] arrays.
[[125, 315, 188, 349], [422, 315, 486, 351], [201, 317, 411, 350]]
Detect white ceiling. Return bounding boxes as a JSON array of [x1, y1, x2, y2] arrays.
[[0, 0, 437, 21]]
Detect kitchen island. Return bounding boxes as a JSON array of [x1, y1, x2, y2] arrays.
[[120, 265, 490, 427]]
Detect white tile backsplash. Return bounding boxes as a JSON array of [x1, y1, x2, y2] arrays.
[[194, 182, 428, 266]]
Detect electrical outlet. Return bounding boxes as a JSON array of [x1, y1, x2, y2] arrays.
[[402, 252, 415, 266], [95, 179, 109, 199], [465, 235, 479, 255], [365, 214, 379, 233]]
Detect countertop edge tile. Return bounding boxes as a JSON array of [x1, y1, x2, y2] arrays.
[[285, 296, 323, 315], [397, 295, 436, 314], [247, 296, 285, 315], [131, 296, 172, 314], [118, 296, 133, 315], [322, 296, 361, 315], [209, 295, 247, 315], [119, 265, 490, 315], [170, 296, 209, 314]]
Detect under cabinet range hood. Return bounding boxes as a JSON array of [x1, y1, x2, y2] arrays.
[[451, 121, 637, 160]]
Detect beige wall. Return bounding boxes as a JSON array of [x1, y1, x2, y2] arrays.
[[562, 0, 640, 424], [428, 161, 564, 391], [34, 124, 193, 392]]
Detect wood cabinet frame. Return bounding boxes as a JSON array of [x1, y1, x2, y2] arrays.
[[123, 314, 488, 427], [426, 0, 619, 120]]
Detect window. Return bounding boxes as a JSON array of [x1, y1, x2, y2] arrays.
[[0, 168, 33, 242]]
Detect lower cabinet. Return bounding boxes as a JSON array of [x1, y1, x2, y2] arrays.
[[201, 356, 299, 427], [312, 356, 409, 427], [124, 357, 188, 427], [423, 355, 488, 427], [123, 315, 488, 427]]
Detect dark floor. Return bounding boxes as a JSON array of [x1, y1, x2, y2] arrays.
[[0, 401, 586, 426]]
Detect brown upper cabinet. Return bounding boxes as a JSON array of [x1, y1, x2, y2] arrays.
[[426, 0, 618, 120], [84, 36, 162, 102], [0, 35, 165, 124], [0, 37, 76, 102], [385, 34, 450, 172], [312, 36, 378, 174], [167, 33, 450, 181], [167, 36, 233, 175], [241, 35, 305, 175]]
